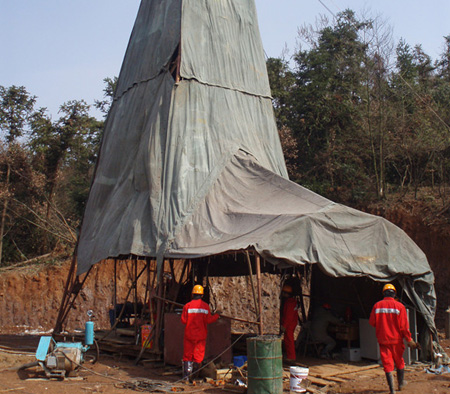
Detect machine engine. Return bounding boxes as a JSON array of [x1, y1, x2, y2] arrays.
[[43, 342, 84, 377]]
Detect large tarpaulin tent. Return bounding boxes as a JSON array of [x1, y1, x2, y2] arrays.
[[74, 0, 437, 336]]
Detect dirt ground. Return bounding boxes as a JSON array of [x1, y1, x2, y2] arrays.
[[0, 204, 449, 393], [1, 333, 449, 394]]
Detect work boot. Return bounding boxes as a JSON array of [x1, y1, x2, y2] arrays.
[[192, 362, 201, 380], [397, 368, 406, 390], [385, 372, 396, 394], [182, 361, 193, 381]]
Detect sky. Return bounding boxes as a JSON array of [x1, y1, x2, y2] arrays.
[[1, 0, 449, 120]]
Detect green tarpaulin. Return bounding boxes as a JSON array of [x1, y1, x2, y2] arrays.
[[76, 0, 437, 335]]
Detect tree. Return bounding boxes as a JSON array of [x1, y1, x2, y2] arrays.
[[0, 86, 36, 143], [288, 10, 372, 200], [29, 100, 102, 250], [387, 40, 449, 198], [267, 11, 450, 205], [266, 58, 295, 129], [0, 86, 37, 264], [94, 76, 118, 117]]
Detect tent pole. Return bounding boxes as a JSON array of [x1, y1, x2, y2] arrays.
[[114, 259, 117, 332], [141, 258, 151, 320], [57, 266, 93, 333], [255, 254, 263, 335], [170, 259, 188, 312], [154, 260, 165, 352], [179, 259, 188, 284], [295, 270, 307, 322], [169, 260, 176, 281], [133, 256, 138, 339], [245, 250, 260, 317], [54, 253, 78, 333]]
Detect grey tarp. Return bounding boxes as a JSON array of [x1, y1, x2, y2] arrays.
[[76, 0, 437, 334]]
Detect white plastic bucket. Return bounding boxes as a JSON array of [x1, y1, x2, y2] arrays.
[[289, 366, 309, 393]]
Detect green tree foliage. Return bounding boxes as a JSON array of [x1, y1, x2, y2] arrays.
[[0, 85, 36, 143], [29, 100, 103, 221], [94, 76, 118, 116], [268, 10, 450, 207], [0, 86, 48, 264], [0, 84, 106, 265], [266, 58, 295, 129]]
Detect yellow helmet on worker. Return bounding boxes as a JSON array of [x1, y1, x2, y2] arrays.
[[192, 284, 204, 295], [383, 283, 396, 294]]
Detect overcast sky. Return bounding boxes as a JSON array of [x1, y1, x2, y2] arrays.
[[1, 0, 449, 119]]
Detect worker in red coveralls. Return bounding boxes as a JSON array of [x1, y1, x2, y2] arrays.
[[369, 283, 419, 394], [181, 284, 219, 381], [280, 284, 299, 363]]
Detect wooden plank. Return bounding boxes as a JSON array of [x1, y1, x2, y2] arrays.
[[299, 379, 331, 393], [215, 368, 233, 381], [313, 375, 346, 383], [319, 364, 380, 378], [306, 376, 336, 386]]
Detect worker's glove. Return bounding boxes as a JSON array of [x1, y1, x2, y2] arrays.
[[214, 310, 222, 315], [408, 340, 420, 350], [279, 326, 286, 336]]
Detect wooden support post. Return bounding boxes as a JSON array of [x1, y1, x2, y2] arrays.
[[246, 251, 260, 317], [169, 260, 188, 312], [296, 270, 307, 322], [56, 266, 93, 333], [169, 260, 176, 280], [54, 253, 78, 333], [133, 257, 139, 337], [154, 260, 165, 352], [114, 259, 117, 331], [255, 254, 263, 335], [142, 259, 150, 314]]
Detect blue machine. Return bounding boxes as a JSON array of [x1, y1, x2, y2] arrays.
[[29, 310, 97, 378]]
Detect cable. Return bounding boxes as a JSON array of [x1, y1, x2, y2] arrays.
[[0, 346, 35, 356], [317, 0, 336, 19], [172, 332, 246, 385], [57, 331, 246, 393]]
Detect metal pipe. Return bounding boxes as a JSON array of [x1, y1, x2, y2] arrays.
[[255, 254, 263, 335], [152, 295, 261, 326]]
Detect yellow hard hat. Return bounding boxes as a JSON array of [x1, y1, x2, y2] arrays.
[[282, 284, 293, 294], [383, 284, 396, 294], [192, 285, 204, 295]]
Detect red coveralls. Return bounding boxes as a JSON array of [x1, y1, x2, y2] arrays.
[[369, 297, 412, 372], [181, 299, 219, 363], [281, 297, 298, 360]]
